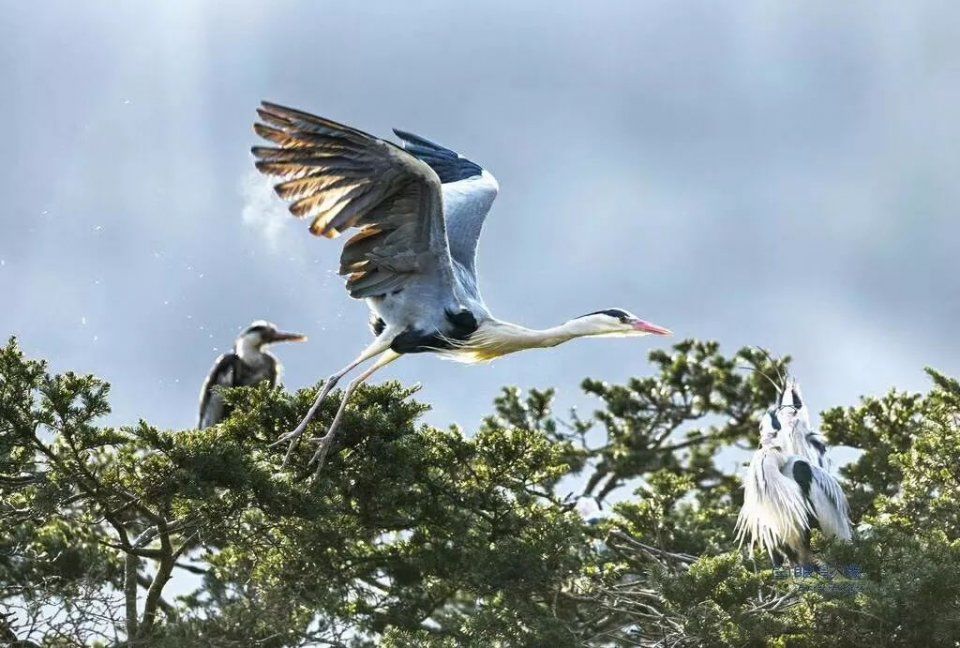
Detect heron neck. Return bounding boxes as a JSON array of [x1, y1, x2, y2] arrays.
[[235, 338, 265, 360], [491, 319, 595, 350]]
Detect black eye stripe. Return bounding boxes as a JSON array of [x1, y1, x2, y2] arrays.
[[577, 309, 631, 322]]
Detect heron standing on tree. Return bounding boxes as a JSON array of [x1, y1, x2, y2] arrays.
[[249, 102, 672, 472], [198, 321, 307, 429], [735, 383, 852, 568]]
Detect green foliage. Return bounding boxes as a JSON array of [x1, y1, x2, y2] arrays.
[[2, 336, 959, 646]]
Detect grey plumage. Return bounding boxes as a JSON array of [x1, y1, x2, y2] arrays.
[[398, 130, 498, 278], [392, 129, 482, 183], [251, 102, 670, 473], [198, 352, 248, 429], [252, 102, 496, 341], [197, 321, 305, 429], [253, 102, 454, 305]]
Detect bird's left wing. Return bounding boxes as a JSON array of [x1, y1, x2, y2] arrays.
[[809, 465, 852, 539], [393, 129, 498, 276]]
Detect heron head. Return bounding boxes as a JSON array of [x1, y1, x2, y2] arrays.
[[571, 309, 672, 339], [778, 377, 811, 428], [760, 398, 809, 449], [759, 408, 787, 448], [238, 320, 308, 349]]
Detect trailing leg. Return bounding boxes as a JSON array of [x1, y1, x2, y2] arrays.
[[309, 350, 401, 475], [273, 336, 392, 467]]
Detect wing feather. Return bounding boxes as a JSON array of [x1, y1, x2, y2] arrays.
[[392, 129, 498, 277], [198, 353, 241, 429], [809, 465, 853, 540], [252, 102, 452, 300]]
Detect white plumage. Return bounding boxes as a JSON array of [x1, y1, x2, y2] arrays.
[[767, 377, 829, 468], [736, 378, 852, 566], [736, 446, 813, 560]]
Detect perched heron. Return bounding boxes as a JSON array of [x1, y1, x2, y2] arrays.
[[763, 377, 828, 468], [736, 402, 852, 568], [250, 102, 672, 471], [198, 321, 306, 429]]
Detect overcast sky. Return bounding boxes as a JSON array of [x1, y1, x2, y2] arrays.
[[2, 1, 958, 439]]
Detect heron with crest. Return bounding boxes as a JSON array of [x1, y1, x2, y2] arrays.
[[250, 102, 672, 472], [735, 378, 851, 568]]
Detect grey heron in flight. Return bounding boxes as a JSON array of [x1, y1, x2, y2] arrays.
[[250, 102, 671, 472], [735, 395, 851, 568], [198, 320, 306, 429]]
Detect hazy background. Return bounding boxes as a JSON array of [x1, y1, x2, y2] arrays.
[[2, 1, 958, 455]]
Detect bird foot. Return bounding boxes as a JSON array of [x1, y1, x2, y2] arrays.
[[268, 425, 306, 449], [271, 375, 340, 467], [307, 430, 338, 476], [271, 421, 312, 469]]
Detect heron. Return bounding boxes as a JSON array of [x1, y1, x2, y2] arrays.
[[764, 377, 828, 468], [735, 407, 852, 568], [250, 102, 672, 472], [198, 320, 307, 429]]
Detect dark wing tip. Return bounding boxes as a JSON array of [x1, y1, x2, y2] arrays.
[[393, 128, 483, 183], [791, 460, 814, 496], [393, 128, 452, 154]]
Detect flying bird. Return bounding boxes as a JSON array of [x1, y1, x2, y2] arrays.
[[250, 102, 671, 471], [198, 321, 306, 429], [736, 399, 852, 568]]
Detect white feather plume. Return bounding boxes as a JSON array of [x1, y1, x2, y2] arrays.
[[735, 447, 813, 559]]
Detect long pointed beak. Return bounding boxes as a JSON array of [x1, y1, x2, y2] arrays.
[[271, 331, 308, 343], [632, 320, 672, 336]]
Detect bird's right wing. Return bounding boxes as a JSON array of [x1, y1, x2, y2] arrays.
[[809, 465, 852, 540], [198, 353, 241, 428], [252, 102, 453, 300], [392, 129, 498, 275]]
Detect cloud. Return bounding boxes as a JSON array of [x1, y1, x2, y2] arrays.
[[240, 170, 291, 253]]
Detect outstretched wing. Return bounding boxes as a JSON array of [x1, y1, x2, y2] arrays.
[[393, 129, 498, 275], [252, 102, 453, 300], [198, 353, 242, 429]]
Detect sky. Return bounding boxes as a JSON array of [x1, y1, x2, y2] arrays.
[[2, 1, 959, 444]]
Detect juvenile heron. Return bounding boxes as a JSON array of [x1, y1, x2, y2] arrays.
[[198, 321, 306, 429], [736, 403, 852, 568], [250, 102, 671, 471]]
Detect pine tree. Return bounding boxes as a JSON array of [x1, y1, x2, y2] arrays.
[[2, 336, 959, 646]]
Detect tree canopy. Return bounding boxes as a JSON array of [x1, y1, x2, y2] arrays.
[[1, 337, 958, 646]]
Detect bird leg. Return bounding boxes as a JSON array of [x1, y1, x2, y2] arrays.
[[273, 337, 393, 467], [275, 373, 343, 467], [308, 350, 401, 475]]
